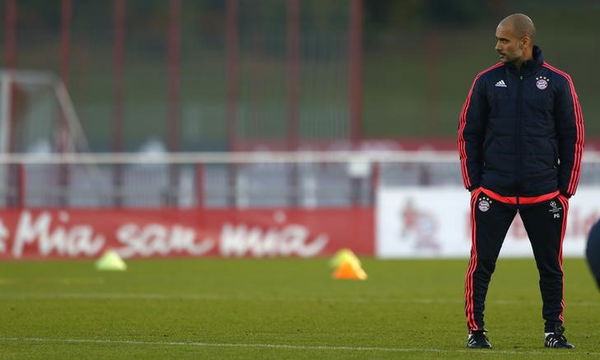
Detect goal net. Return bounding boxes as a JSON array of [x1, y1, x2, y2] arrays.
[[0, 69, 90, 207], [0, 69, 87, 154]]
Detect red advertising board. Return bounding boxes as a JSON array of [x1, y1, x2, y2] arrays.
[[0, 208, 374, 259]]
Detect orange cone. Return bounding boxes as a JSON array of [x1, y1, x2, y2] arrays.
[[332, 260, 367, 280]]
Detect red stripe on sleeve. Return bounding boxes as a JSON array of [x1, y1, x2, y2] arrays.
[[542, 63, 584, 195], [457, 63, 502, 189]]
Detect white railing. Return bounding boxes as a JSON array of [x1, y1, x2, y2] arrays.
[[0, 150, 460, 165], [1, 151, 600, 208]]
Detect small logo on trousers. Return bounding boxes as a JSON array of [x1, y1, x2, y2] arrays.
[[549, 200, 562, 218], [478, 198, 491, 212]]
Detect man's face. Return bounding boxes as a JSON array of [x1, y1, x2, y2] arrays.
[[495, 24, 525, 64]]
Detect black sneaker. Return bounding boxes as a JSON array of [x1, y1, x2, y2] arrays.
[[544, 326, 575, 349], [467, 330, 492, 349]]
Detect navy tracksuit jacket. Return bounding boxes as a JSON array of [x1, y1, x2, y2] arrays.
[[457, 46, 584, 332]]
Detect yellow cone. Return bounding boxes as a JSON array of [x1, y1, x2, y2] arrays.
[[329, 248, 361, 269], [332, 260, 367, 280], [95, 250, 127, 271]]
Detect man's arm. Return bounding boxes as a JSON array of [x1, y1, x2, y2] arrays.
[[458, 76, 488, 192], [555, 75, 584, 197]]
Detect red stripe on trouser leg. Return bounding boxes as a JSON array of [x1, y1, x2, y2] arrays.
[[464, 195, 474, 325], [557, 196, 569, 323], [464, 191, 479, 330]]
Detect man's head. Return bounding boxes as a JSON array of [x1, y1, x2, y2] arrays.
[[495, 13, 535, 66]]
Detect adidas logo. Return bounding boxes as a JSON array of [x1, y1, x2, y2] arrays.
[[495, 80, 507, 87], [468, 336, 477, 345]]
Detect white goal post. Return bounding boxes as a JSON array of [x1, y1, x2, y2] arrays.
[[0, 69, 88, 154]]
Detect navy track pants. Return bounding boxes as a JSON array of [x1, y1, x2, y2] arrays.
[[464, 189, 569, 333]]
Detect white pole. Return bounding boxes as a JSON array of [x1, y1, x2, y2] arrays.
[[55, 79, 90, 152], [0, 74, 12, 206], [0, 74, 12, 153]]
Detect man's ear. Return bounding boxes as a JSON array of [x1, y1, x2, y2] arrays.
[[521, 35, 531, 49]]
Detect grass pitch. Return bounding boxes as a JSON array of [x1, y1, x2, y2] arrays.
[[0, 258, 598, 359]]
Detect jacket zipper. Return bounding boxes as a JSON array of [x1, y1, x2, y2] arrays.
[[516, 74, 523, 206]]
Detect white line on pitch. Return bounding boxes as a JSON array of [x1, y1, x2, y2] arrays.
[[0, 337, 598, 356]]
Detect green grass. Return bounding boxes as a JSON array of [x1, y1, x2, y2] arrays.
[[0, 258, 598, 359]]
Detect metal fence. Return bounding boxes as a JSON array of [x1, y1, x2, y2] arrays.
[[2, 0, 599, 153]]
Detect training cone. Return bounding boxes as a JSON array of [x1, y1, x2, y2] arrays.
[[329, 248, 361, 269], [95, 250, 127, 271], [332, 260, 367, 280]]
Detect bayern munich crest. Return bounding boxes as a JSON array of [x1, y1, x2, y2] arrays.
[[536, 76, 549, 90], [478, 197, 491, 212]]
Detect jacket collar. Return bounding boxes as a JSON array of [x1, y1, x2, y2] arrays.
[[506, 45, 543, 76]]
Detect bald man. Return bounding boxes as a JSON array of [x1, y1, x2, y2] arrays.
[[458, 13, 583, 349]]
